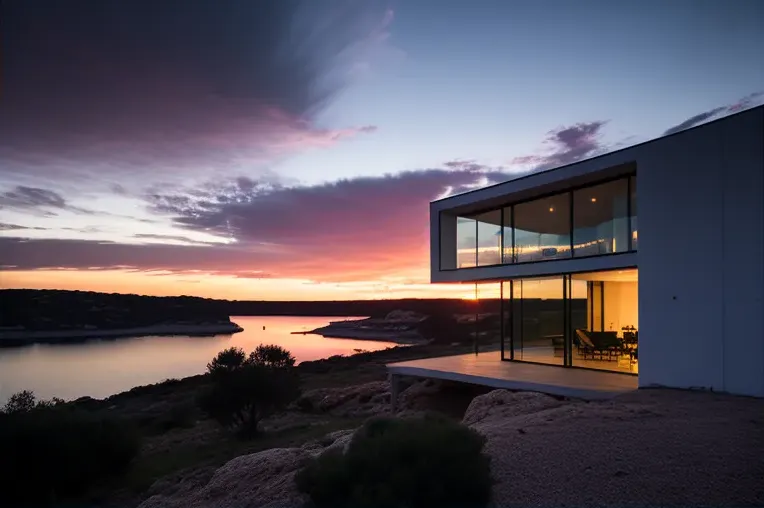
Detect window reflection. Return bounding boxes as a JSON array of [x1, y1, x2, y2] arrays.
[[475, 210, 502, 266], [445, 175, 637, 271], [514, 193, 571, 262], [502, 207, 513, 263], [456, 216, 476, 268], [630, 176, 638, 250], [572, 179, 629, 257], [510, 277, 565, 365]]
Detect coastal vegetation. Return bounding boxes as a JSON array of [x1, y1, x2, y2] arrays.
[[0, 391, 141, 505], [197, 345, 301, 437], [0, 342, 476, 507], [296, 413, 492, 508]]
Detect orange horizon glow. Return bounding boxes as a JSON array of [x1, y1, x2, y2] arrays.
[[1, 269, 470, 301]]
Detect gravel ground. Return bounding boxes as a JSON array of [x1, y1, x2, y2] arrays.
[[467, 388, 764, 507]]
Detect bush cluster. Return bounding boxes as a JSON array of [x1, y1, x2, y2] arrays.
[[296, 413, 493, 508], [0, 392, 140, 505], [197, 344, 300, 437]]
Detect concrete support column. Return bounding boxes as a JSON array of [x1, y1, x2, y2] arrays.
[[389, 373, 400, 412]]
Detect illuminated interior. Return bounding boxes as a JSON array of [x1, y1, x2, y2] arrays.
[[470, 268, 638, 374]]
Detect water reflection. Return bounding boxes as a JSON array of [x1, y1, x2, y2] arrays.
[[0, 316, 396, 403]]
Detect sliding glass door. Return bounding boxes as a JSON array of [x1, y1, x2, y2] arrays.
[[499, 270, 637, 374], [501, 277, 565, 365]]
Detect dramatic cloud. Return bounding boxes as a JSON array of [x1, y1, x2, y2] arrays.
[[2, 165, 509, 282], [0, 0, 391, 182], [511, 121, 609, 171], [663, 91, 764, 136]]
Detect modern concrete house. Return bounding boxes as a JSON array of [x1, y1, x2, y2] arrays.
[[389, 105, 764, 400]]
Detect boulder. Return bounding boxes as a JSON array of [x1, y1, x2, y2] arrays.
[[138, 448, 311, 508], [462, 390, 565, 427]]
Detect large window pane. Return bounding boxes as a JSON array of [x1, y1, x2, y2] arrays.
[[456, 216, 476, 268], [630, 176, 638, 250], [573, 179, 629, 257], [511, 277, 565, 365], [476, 283, 501, 353], [501, 207, 514, 263], [570, 269, 639, 374], [475, 210, 501, 266], [514, 193, 571, 263]]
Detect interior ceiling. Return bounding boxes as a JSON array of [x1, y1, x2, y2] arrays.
[[466, 179, 631, 235], [571, 269, 638, 282]]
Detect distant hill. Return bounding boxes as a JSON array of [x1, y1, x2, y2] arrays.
[[0, 289, 486, 332]]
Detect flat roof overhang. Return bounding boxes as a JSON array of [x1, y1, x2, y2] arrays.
[[432, 159, 635, 219], [432, 252, 638, 284]]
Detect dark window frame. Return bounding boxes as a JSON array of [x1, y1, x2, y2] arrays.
[[496, 267, 638, 377], [441, 173, 637, 272]]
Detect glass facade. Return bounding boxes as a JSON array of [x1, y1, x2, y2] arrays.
[[445, 174, 637, 270], [475, 210, 502, 266], [456, 216, 476, 268], [630, 175, 638, 250], [496, 269, 638, 374], [514, 193, 571, 262], [572, 179, 629, 257]]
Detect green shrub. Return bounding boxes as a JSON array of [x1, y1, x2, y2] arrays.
[[295, 413, 492, 508], [197, 345, 300, 437], [0, 395, 140, 505]]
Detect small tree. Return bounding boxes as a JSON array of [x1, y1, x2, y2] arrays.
[[206, 346, 247, 376], [198, 344, 300, 437], [2, 390, 37, 414]]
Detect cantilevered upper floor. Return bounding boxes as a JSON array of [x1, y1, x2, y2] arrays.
[[430, 105, 764, 284]]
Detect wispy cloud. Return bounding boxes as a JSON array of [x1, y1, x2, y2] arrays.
[[663, 91, 764, 136], [511, 121, 609, 171], [0, 222, 48, 232]]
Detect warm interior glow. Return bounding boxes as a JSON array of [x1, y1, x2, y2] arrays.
[[548, 207, 555, 212], [591, 197, 597, 202]]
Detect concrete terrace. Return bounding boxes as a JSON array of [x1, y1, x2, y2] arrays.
[[387, 351, 637, 404]]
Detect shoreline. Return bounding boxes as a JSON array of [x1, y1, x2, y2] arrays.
[[0, 322, 244, 347], [294, 324, 428, 345]]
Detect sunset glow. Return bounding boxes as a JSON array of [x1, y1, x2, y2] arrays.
[[1, 1, 762, 300]]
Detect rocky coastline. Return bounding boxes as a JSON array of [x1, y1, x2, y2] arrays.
[[295, 311, 430, 345]]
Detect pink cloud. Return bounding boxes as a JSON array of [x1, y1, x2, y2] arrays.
[[2, 164, 508, 283]]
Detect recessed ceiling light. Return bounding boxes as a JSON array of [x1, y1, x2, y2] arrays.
[[591, 197, 597, 203], [549, 207, 555, 212]]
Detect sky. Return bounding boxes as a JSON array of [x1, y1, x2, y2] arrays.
[[1, 0, 763, 301]]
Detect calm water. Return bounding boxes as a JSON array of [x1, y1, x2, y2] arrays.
[[0, 316, 399, 404]]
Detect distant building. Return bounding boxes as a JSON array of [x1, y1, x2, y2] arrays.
[[429, 105, 764, 397]]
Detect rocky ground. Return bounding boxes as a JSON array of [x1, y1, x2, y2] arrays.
[[65, 343, 763, 508], [135, 386, 764, 508]]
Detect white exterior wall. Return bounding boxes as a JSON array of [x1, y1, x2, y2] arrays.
[[638, 108, 764, 397], [430, 107, 764, 397]]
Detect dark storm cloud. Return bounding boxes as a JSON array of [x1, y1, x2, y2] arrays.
[[0, 0, 390, 179]]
